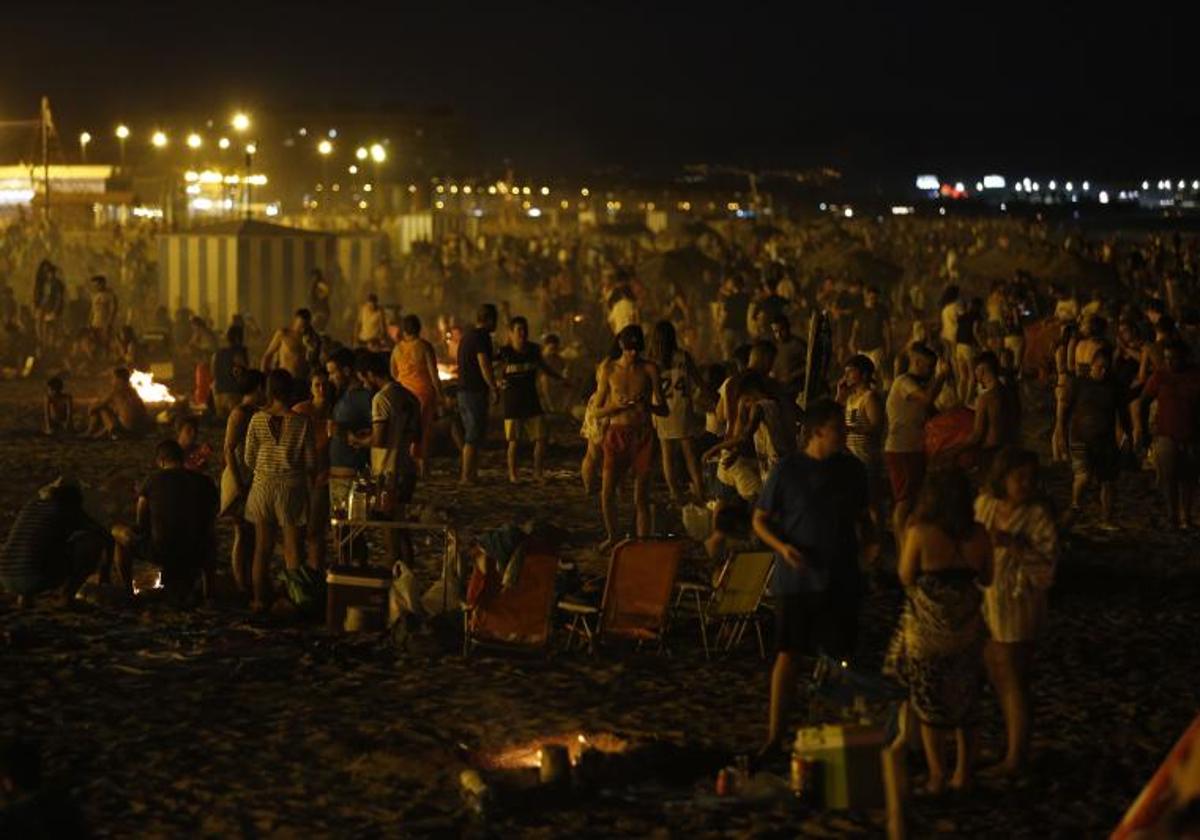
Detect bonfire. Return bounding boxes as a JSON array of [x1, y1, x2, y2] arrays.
[[130, 370, 177, 405]]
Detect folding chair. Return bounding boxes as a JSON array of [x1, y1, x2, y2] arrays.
[[558, 539, 684, 654], [463, 552, 559, 658], [675, 550, 774, 659]]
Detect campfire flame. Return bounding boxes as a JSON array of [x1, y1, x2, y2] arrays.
[[478, 732, 628, 770], [132, 570, 163, 595], [130, 370, 176, 405]]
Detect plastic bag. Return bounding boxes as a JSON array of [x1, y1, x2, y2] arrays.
[[277, 566, 326, 618]]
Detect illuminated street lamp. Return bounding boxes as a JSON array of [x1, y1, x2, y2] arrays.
[[369, 143, 386, 163], [231, 112, 251, 133], [186, 133, 203, 150], [218, 137, 231, 150], [78, 131, 91, 163], [317, 140, 334, 207], [355, 146, 368, 161], [115, 124, 130, 165], [151, 131, 168, 148]]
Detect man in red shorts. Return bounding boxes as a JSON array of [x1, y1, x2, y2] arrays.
[[594, 325, 668, 549], [884, 342, 948, 537]]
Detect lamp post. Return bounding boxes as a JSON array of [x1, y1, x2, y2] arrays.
[[79, 131, 91, 163], [317, 139, 333, 214], [369, 143, 387, 214], [115, 124, 130, 167], [231, 113, 252, 219]]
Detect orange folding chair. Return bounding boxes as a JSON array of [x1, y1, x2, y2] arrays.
[[559, 539, 685, 654], [464, 551, 559, 657]]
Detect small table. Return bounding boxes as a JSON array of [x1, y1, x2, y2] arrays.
[[329, 518, 459, 612]]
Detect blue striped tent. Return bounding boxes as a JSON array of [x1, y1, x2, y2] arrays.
[[158, 220, 336, 332]]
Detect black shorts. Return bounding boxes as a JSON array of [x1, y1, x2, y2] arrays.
[[1070, 440, 1120, 482], [774, 591, 860, 659]]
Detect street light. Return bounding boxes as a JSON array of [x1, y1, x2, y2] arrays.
[[151, 131, 168, 148], [317, 140, 333, 209], [186, 133, 203, 150], [317, 139, 333, 155], [115, 124, 130, 165], [231, 112, 250, 133], [369, 143, 386, 163], [79, 131, 91, 163], [218, 137, 231, 150], [355, 146, 368, 161]]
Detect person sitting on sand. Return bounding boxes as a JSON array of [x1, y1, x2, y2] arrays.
[[0, 478, 111, 608], [42, 377, 73, 436], [175, 416, 213, 472], [84, 367, 149, 439], [112, 440, 220, 605]]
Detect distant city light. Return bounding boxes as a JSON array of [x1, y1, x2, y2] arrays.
[[1048, 180, 1057, 190], [186, 133, 202, 149], [264, 204, 280, 217], [151, 131, 168, 148], [369, 143, 386, 163], [363, 183, 372, 192], [348, 165, 358, 175], [938, 207, 946, 215], [115, 124, 130, 140], [355, 147, 368, 161], [462, 185, 472, 194], [1000, 203, 1007, 211], [1014, 184, 1023, 192], [982, 175, 1006, 189], [953, 182, 966, 194], [915, 174, 939, 191], [218, 137, 230, 150], [231, 113, 250, 132], [245, 143, 257, 155], [580, 187, 590, 197], [540, 186, 550, 196], [487, 185, 497, 194], [890, 206, 913, 215], [1065, 182, 1074, 191], [298, 128, 308, 137], [843, 207, 854, 218], [1082, 181, 1090, 191], [527, 207, 542, 217], [1142, 180, 1150, 190], [1099, 190, 1110, 204], [1179, 180, 1187, 190], [79, 131, 92, 147], [328, 129, 337, 138], [975, 182, 984, 192], [317, 139, 333, 155]]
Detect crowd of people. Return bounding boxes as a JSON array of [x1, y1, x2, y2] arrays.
[[4, 210, 1200, 794]]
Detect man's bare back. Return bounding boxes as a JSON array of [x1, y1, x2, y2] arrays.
[[266, 329, 306, 378]]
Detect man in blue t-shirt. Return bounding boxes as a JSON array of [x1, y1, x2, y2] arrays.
[[456, 303, 500, 485], [325, 348, 373, 516], [752, 398, 874, 755]]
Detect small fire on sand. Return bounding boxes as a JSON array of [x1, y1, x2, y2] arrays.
[[130, 370, 176, 404]]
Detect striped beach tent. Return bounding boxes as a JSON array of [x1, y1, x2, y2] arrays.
[[158, 220, 336, 333], [334, 233, 390, 297]]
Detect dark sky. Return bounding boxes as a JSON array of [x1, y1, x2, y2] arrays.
[[2, 1, 1195, 179]]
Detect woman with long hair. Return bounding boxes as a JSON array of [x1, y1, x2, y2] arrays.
[[838, 354, 886, 532], [975, 448, 1057, 777], [649, 319, 706, 502], [885, 468, 993, 794], [243, 369, 316, 612], [390, 314, 443, 478], [220, 369, 265, 595]]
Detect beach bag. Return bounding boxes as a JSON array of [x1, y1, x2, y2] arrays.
[[681, 502, 712, 543], [278, 566, 326, 618]]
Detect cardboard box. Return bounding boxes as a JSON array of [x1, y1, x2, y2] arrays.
[[793, 723, 887, 810], [326, 566, 391, 632]]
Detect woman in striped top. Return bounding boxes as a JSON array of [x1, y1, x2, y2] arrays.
[[838, 354, 886, 531], [974, 448, 1058, 777], [245, 369, 316, 611]]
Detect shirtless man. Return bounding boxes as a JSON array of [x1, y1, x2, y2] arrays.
[[89, 275, 118, 351], [961, 351, 1021, 471], [594, 325, 667, 549], [261, 308, 316, 400], [84, 367, 149, 439]]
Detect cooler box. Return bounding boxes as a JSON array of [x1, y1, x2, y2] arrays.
[[326, 566, 392, 632], [793, 723, 887, 810]]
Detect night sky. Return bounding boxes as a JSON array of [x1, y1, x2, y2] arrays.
[[2, 1, 1195, 179]]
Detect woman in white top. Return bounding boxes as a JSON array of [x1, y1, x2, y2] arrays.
[[974, 448, 1058, 777], [649, 320, 705, 501]]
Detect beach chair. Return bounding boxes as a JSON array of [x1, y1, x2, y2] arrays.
[[463, 551, 560, 658], [558, 539, 684, 654], [674, 550, 775, 659]]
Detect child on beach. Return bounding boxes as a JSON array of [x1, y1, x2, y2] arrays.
[[43, 377, 73, 436]]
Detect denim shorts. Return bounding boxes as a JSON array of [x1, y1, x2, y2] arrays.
[[458, 390, 490, 445]]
